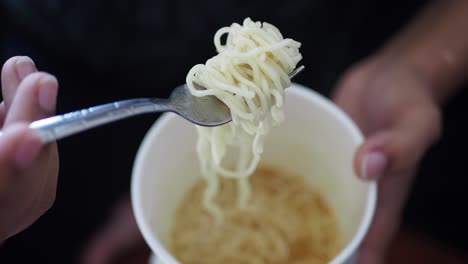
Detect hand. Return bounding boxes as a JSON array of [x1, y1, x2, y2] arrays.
[[0, 56, 59, 240], [79, 56, 443, 264], [332, 57, 441, 263], [80, 195, 149, 264]]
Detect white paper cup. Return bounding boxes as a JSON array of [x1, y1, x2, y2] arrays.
[[131, 83, 377, 264]]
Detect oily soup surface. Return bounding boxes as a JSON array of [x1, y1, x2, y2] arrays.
[[169, 167, 342, 264]]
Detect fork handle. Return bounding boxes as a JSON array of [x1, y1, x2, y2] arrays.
[[0, 98, 169, 144]]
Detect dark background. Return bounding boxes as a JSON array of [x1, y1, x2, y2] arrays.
[[0, 0, 467, 263]]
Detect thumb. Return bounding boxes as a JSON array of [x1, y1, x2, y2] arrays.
[[354, 107, 441, 264], [355, 105, 441, 181]]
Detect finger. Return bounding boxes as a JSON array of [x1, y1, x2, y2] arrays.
[[1, 70, 60, 234], [25, 135, 59, 215], [356, 170, 412, 264], [24, 147, 59, 225], [4, 72, 58, 126], [0, 57, 37, 127], [1, 56, 37, 111], [0, 123, 42, 177], [0, 123, 53, 239], [355, 105, 441, 181], [356, 128, 426, 263], [354, 106, 441, 264], [81, 198, 145, 264]]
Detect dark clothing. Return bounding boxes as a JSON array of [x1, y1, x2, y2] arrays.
[[1, 0, 427, 91], [1, 1, 467, 263]]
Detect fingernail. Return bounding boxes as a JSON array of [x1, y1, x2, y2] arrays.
[[15, 134, 42, 169], [15, 56, 36, 79], [361, 151, 387, 180], [38, 75, 58, 112]]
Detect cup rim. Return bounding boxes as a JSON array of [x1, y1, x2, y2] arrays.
[[132, 83, 377, 264], [132, 111, 182, 264]]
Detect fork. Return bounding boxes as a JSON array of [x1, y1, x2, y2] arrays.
[[0, 66, 304, 144]]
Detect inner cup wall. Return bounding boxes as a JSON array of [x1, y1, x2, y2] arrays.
[[134, 84, 372, 263], [262, 86, 369, 244]]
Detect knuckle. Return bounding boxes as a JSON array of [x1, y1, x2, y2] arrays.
[[2, 56, 20, 71]]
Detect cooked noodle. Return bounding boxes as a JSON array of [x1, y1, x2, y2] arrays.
[[171, 18, 341, 264], [171, 167, 342, 264], [186, 18, 302, 218]]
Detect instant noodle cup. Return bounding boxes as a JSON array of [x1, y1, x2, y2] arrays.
[[131, 83, 377, 264]]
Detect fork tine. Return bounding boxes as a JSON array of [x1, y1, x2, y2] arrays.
[[288, 65, 305, 80]]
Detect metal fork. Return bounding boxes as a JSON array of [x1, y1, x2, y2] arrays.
[[0, 66, 304, 144]]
